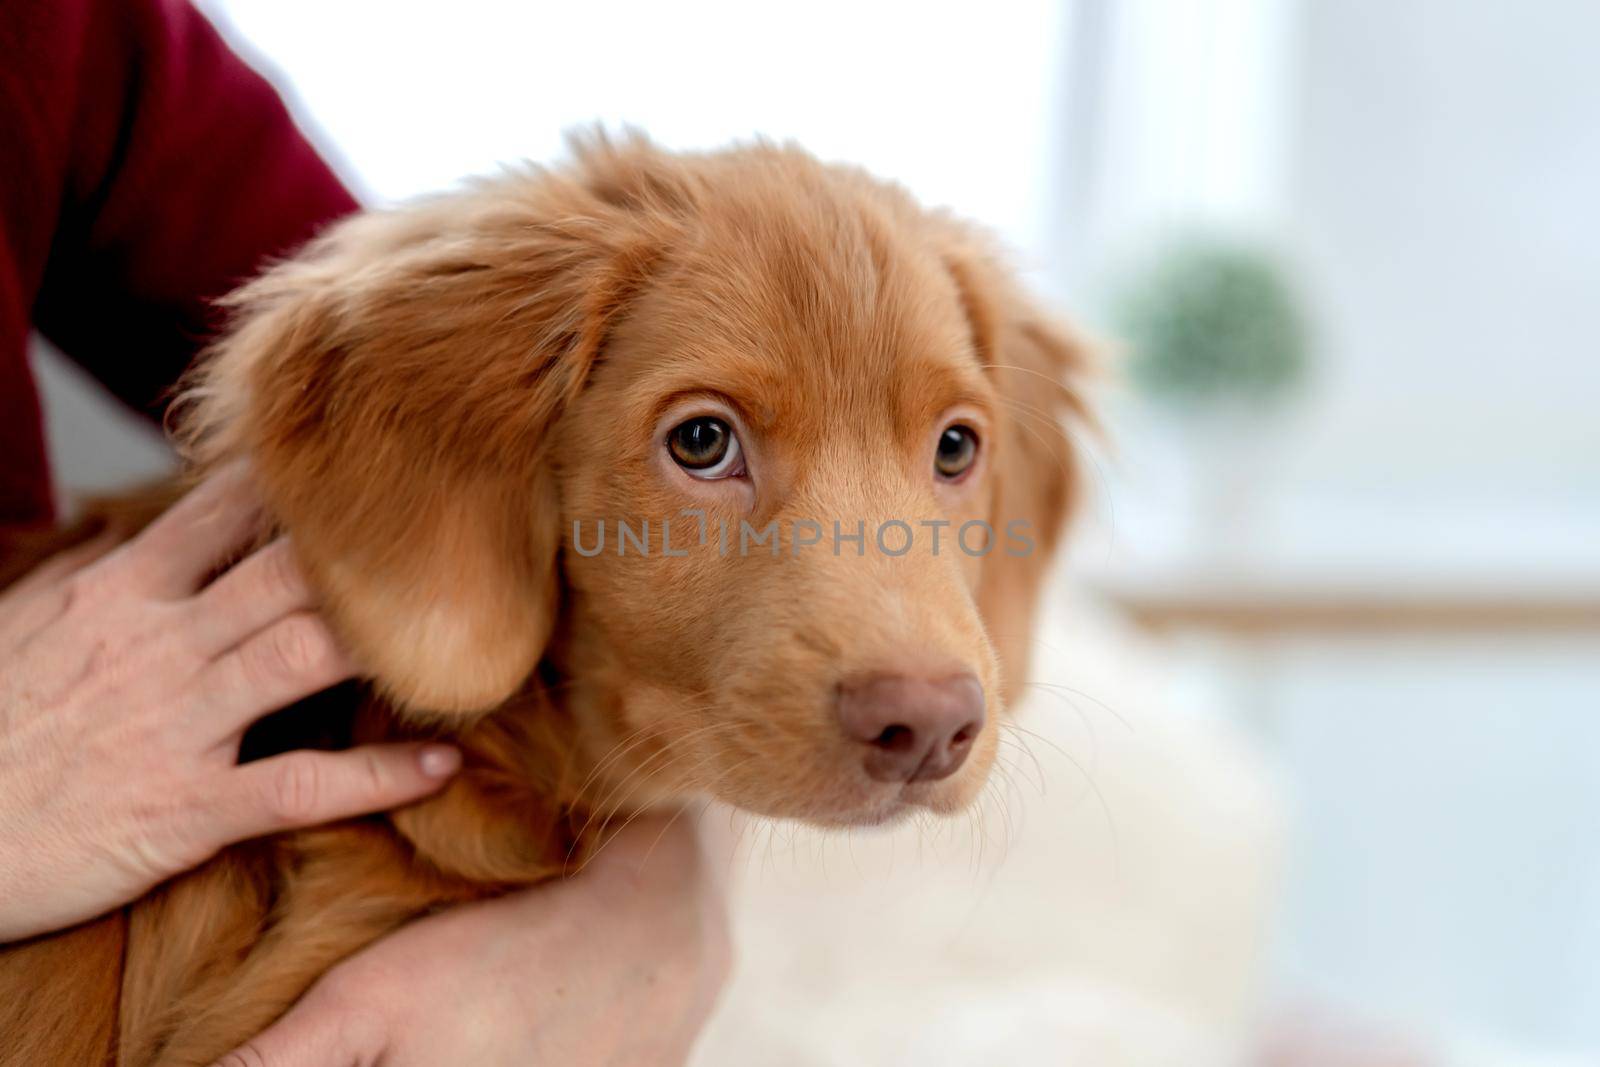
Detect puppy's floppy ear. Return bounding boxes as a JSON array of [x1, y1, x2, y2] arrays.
[[942, 235, 1098, 706], [180, 162, 673, 716]]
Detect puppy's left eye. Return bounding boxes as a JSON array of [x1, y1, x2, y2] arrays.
[[935, 425, 980, 480], [668, 416, 745, 479]]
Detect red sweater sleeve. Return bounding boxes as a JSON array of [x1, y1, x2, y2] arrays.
[[0, 0, 357, 524]]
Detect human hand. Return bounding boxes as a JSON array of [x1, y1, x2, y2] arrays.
[[214, 814, 731, 1067], [0, 464, 461, 943]]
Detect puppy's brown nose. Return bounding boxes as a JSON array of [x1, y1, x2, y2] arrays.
[[837, 673, 985, 783]]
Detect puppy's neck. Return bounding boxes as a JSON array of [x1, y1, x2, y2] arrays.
[[371, 666, 683, 886]]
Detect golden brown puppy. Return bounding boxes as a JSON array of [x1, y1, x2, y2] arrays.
[[0, 133, 1091, 1066]]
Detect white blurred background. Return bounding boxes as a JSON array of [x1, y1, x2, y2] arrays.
[[33, 1, 1600, 1063]]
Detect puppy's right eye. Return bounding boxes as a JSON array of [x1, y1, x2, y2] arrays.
[[667, 416, 744, 479]]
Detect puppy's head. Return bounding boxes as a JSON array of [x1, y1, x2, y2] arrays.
[[184, 134, 1090, 827]]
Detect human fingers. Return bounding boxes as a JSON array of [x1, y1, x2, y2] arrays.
[[205, 742, 461, 846], [189, 612, 355, 744], [116, 462, 264, 598], [184, 539, 318, 660]]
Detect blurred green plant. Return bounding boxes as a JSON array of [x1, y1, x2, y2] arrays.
[[1112, 235, 1309, 408]]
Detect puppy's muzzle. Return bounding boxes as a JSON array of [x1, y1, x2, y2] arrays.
[[836, 672, 985, 783]]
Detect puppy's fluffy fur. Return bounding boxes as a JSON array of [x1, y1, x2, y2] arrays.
[[0, 134, 1091, 1066]]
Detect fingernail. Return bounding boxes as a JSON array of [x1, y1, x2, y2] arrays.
[[418, 744, 462, 778]]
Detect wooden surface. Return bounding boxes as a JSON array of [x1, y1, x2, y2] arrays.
[[1092, 575, 1600, 636]]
